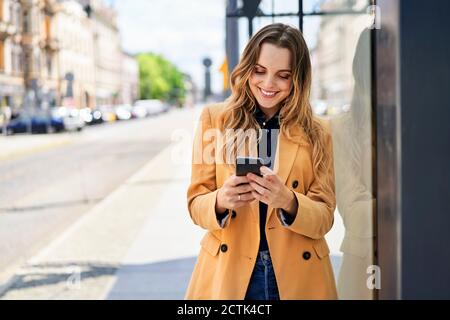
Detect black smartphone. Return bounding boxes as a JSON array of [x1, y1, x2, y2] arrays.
[[236, 156, 264, 177]]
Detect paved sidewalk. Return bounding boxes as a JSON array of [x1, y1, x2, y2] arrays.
[[105, 141, 202, 299]]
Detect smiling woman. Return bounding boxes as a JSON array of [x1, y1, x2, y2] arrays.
[[249, 44, 293, 119], [186, 23, 337, 300]]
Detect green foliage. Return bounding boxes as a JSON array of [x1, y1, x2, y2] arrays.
[[137, 53, 186, 104]]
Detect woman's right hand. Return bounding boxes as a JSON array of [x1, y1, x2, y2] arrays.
[[215, 175, 255, 213]]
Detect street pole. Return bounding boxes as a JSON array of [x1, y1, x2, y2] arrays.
[[202, 58, 212, 102], [299, 0, 303, 31], [242, 0, 261, 37], [225, 0, 239, 97]]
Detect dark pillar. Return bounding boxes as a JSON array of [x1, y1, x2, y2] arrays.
[[376, 0, 450, 299]]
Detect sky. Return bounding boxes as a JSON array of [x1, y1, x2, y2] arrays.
[[113, 0, 225, 93], [110, 0, 322, 94]]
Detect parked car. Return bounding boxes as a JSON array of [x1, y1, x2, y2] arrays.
[[131, 104, 148, 119], [133, 99, 167, 116], [311, 100, 328, 116], [1, 112, 64, 135], [79, 108, 93, 125], [85, 108, 104, 125], [114, 104, 133, 120], [99, 105, 117, 122], [78, 108, 104, 125], [52, 107, 84, 132]]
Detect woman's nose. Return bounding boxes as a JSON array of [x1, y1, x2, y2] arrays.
[[262, 75, 277, 89]]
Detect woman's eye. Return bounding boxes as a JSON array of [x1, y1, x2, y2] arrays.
[[254, 70, 264, 74], [280, 74, 291, 79]]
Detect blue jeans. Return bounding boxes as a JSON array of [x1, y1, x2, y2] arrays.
[[245, 250, 280, 300]]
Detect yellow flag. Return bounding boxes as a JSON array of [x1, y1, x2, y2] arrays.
[[219, 58, 229, 90]]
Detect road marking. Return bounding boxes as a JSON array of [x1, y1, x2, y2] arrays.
[[0, 137, 74, 162]]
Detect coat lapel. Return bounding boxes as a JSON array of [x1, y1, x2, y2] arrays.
[[266, 126, 309, 224], [273, 129, 300, 185]]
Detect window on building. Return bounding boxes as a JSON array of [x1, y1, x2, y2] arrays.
[[0, 40, 4, 71], [46, 53, 52, 76], [16, 3, 22, 31], [34, 49, 41, 74], [8, 1, 16, 26], [0, 0, 3, 21], [23, 10, 29, 33]]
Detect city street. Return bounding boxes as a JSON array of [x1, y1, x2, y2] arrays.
[[0, 106, 203, 298]]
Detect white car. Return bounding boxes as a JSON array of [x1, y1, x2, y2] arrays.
[[131, 104, 147, 118], [133, 99, 167, 116], [311, 100, 328, 116], [115, 104, 133, 120], [52, 107, 84, 132]]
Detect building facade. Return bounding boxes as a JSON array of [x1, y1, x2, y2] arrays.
[[82, 0, 121, 107], [39, 0, 59, 108], [53, 0, 95, 108], [19, 0, 59, 109], [120, 51, 138, 105], [0, 0, 136, 111], [0, 0, 25, 110]]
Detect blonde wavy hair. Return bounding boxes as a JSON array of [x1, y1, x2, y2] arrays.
[[220, 23, 333, 192]]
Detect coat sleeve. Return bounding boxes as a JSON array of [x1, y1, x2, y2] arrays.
[[284, 130, 337, 239], [187, 106, 226, 231]]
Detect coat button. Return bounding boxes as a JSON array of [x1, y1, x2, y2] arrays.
[[302, 251, 311, 260], [231, 210, 237, 219], [220, 244, 228, 253], [292, 180, 299, 189]]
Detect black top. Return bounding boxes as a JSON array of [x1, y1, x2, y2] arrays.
[[253, 106, 280, 252], [216, 106, 295, 252]]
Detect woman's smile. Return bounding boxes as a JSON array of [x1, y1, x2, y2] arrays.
[[258, 87, 279, 99], [249, 43, 293, 115]]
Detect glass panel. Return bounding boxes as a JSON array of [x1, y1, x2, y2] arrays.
[[258, 0, 298, 15], [238, 8, 300, 54], [253, 16, 299, 32], [236, 0, 376, 299], [304, 0, 372, 12], [305, 0, 376, 300]]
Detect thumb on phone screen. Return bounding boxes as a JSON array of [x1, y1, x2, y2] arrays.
[[260, 166, 274, 176]]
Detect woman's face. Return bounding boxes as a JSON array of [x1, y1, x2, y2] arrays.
[[249, 43, 293, 117]]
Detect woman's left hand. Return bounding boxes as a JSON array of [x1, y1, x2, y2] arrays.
[[247, 166, 298, 216]]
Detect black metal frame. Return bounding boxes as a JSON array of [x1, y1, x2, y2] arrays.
[[226, 0, 370, 35]]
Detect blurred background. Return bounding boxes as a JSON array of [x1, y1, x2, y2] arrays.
[[0, 0, 448, 300]]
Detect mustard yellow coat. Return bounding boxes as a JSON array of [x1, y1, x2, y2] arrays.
[[185, 103, 337, 300]]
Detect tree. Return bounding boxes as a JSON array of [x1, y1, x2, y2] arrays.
[[137, 53, 186, 105]]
